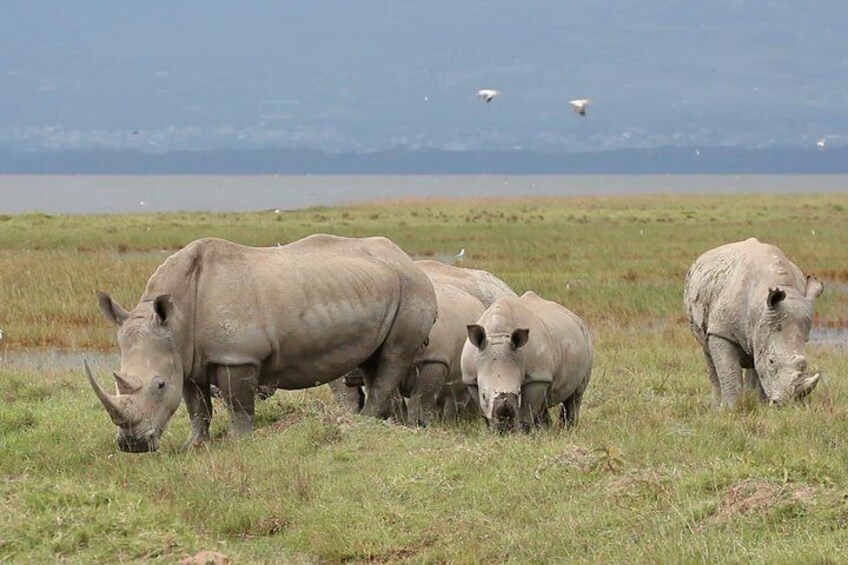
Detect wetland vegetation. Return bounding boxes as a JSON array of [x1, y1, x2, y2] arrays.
[[1, 193, 847, 563]]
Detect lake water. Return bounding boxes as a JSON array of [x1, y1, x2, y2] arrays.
[[1, 174, 847, 214]]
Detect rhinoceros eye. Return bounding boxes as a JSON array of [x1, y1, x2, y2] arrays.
[[152, 377, 167, 392]]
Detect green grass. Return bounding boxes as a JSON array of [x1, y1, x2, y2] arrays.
[[1, 194, 848, 563]]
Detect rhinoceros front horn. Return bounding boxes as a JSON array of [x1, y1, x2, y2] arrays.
[[84, 360, 132, 427], [795, 373, 821, 399]]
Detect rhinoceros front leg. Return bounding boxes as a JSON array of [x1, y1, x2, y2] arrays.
[[519, 382, 552, 432], [214, 364, 258, 438], [744, 368, 768, 403], [707, 336, 743, 410], [702, 350, 722, 408], [183, 380, 212, 449], [407, 362, 448, 427]]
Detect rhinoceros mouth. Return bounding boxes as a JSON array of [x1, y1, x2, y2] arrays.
[[490, 419, 517, 434], [117, 429, 160, 453]]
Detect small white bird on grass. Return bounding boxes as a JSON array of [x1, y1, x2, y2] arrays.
[[477, 89, 500, 103], [455, 248, 466, 262], [569, 98, 591, 116]]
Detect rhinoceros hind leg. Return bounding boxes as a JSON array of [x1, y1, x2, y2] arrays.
[[707, 336, 743, 410], [362, 353, 416, 420], [183, 380, 212, 449], [214, 364, 258, 437], [561, 389, 584, 428]]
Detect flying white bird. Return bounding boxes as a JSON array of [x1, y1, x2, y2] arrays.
[[477, 89, 500, 103], [817, 137, 827, 148], [569, 99, 591, 116]]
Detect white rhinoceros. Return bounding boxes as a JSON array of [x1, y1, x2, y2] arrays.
[[461, 291, 593, 432], [331, 260, 517, 422], [684, 238, 823, 408], [413, 260, 517, 307], [89, 235, 437, 452], [402, 281, 486, 426]]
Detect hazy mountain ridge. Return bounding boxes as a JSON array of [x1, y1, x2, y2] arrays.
[[1, 2, 846, 154]]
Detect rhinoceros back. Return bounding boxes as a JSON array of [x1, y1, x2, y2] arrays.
[[140, 236, 437, 389], [684, 238, 807, 350], [416, 260, 516, 307]]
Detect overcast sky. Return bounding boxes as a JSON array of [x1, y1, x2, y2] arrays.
[[2, 1, 847, 152]]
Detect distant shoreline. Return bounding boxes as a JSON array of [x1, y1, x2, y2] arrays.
[[1, 174, 846, 215], [1, 146, 847, 176]]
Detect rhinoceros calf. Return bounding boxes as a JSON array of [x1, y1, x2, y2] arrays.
[[461, 291, 593, 432], [684, 238, 823, 408], [89, 235, 437, 452], [329, 260, 516, 420]]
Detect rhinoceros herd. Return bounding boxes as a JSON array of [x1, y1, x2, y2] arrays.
[[86, 234, 823, 452]]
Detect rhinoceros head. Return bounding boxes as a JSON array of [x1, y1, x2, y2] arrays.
[[754, 276, 824, 403], [466, 324, 529, 432], [89, 291, 184, 452]]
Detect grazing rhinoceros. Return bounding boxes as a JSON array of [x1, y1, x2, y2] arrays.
[[88, 235, 437, 452], [684, 238, 823, 408], [330, 260, 517, 422], [461, 291, 593, 432], [403, 281, 486, 426], [413, 260, 517, 307]]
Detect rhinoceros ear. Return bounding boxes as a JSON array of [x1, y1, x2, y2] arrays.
[[467, 324, 487, 349], [767, 287, 786, 309], [153, 294, 174, 325], [511, 328, 530, 349], [805, 275, 823, 300], [98, 291, 129, 326]]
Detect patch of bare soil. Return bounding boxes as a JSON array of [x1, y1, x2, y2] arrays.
[[180, 550, 231, 565], [607, 468, 677, 498], [706, 479, 815, 524], [534, 445, 626, 478]]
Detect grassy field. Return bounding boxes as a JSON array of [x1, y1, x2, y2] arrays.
[[1, 193, 847, 563]]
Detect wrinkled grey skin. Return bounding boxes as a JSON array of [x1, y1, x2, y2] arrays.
[[684, 238, 823, 409], [91, 235, 437, 452], [413, 260, 517, 307], [402, 282, 486, 426], [329, 260, 516, 423], [461, 291, 593, 432]]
